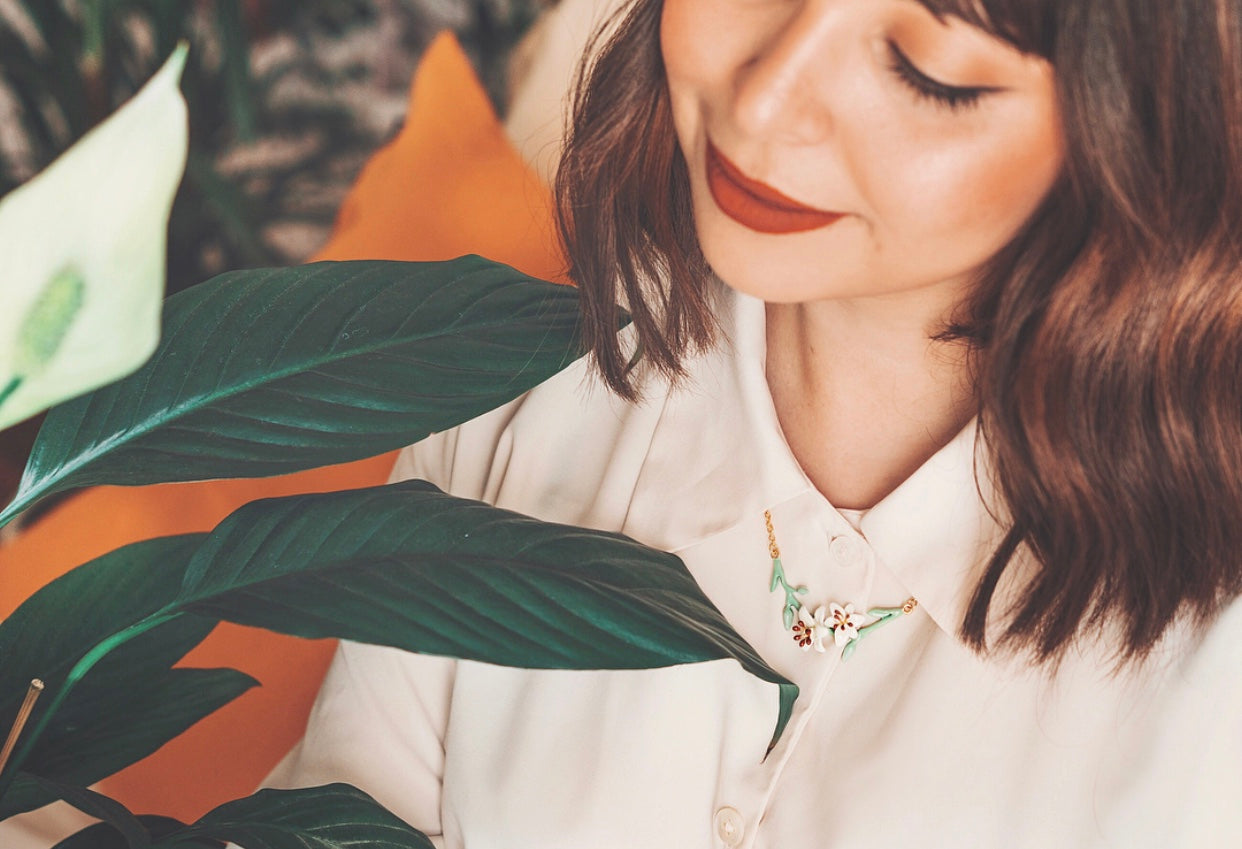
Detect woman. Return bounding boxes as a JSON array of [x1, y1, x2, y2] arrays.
[[270, 0, 1242, 845]]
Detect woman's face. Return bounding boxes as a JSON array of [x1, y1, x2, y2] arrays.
[[661, 0, 1064, 305]]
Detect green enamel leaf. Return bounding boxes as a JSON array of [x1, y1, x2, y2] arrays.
[[0, 257, 589, 529], [0, 45, 188, 431]]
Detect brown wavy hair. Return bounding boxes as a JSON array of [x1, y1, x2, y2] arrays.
[[555, 0, 1242, 663]]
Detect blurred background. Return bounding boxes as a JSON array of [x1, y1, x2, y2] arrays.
[[0, 0, 545, 510]]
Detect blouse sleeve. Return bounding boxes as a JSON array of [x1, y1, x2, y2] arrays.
[[262, 641, 457, 846]]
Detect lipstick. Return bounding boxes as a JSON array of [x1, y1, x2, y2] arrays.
[[705, 141, 844, 234]]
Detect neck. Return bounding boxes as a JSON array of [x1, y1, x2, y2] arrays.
[[763, 289, 976, 510]]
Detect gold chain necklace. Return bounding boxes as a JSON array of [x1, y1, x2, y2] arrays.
[[764, 510, 917, 660]]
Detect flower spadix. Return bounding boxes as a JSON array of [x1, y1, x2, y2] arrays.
[[0, 44, 189, 431]]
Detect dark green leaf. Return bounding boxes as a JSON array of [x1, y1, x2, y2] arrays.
[[0, 535, 234, 817], [183, 152, 269, 266], [2, 258, 587, 527], [172, 480, 796, 748], [214, 1, 256, 142], [27, 668, 257, 800], [54, 816, 217, 849], [1, 774, 56, 821], [160, 784, 434, 849], [24, 777, 149, 849], [0, 666, 253, 819], [0, 535, 210, 721]]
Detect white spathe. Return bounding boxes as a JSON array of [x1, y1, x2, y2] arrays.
[[0, 44, 189, 431]]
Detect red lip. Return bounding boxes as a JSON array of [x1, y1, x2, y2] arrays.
[[705, 141, 844, 234]]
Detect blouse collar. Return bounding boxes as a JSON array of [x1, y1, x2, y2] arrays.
[[648, 282, 1011, 646]]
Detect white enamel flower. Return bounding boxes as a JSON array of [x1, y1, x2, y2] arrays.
[[0, 45, 189, 430], [828, 602, 866, 647], [793, 605, 831, 653]]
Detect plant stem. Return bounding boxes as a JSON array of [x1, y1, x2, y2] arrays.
[[0, 680, 44, 774], [0, 611, 179, 801], [216, 0, 257, 142]]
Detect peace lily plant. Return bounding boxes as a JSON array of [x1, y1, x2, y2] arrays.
[[0, 45, 189, 431], [0, 47, 797, 849]]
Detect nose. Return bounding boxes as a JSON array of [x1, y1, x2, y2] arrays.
[[731, 2, 841, 145]]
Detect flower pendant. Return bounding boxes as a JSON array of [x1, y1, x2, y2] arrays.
[[785, 596, 918, 660], [793, 602, 866, 653], [764, 517, 917, 660]]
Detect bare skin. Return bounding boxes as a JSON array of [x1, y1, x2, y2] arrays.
[[764, 294, 975, 509]]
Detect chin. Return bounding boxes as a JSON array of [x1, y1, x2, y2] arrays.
[[707, 263, 847, 305], [700, 242, 867, 305], [694, 216, 873, 305]]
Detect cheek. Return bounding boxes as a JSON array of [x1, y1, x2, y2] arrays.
[[958, 122, 1061, 236], [661, 1, 766, 126], [660, 0, 708, 156], [661, 0, 716, 88], [865, 108, 1064, 267]]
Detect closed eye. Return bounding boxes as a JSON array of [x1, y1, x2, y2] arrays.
[[886, 40, 996, 111]]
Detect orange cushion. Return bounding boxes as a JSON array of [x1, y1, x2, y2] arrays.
[[0, 31, 563, 822]]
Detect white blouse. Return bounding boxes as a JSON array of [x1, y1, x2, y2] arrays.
[[267, 283, 1242, 849]]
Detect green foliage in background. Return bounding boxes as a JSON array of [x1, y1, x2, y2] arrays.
[[0, 0, 547, 291], [1, 0, 270, 288]]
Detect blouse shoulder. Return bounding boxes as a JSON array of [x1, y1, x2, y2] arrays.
[[1178, 595, 1242, 701], [390, 327, 674, 530]]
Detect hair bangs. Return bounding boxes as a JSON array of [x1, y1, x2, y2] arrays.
[[915, 0, 1056, 57]]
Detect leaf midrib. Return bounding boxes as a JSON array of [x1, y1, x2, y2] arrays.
[[13, 280, 578, 508]]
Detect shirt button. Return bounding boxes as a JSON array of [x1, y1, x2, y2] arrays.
[[829, 533, 866, 568], [713, 806, 745, 848]]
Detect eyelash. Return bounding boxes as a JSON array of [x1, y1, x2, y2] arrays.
[[886, 40, 987, 112]]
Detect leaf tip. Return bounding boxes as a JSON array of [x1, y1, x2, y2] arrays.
[[764, 681, 799, 759], [168, 41, 190, 81]]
